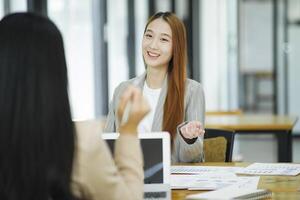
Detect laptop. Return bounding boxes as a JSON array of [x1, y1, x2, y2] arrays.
[[102, 132, 171, 200]]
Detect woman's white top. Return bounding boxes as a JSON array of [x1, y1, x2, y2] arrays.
[[137, 81, 161, 133]]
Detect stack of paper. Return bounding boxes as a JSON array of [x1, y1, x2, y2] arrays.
[[186, 187, 272, 200], [237, 163, 300, 176], [171, 172, 260, 191], [171, 166, 243, 174], [186, 178, 272, 199]]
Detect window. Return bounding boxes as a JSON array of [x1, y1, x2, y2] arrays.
[[135, 0, 148, 76], [107, 0, 129, 100], [0, 0, 27, 18], [0, 0, 4, 19], [48, 0, 95, 120], [10, 0, 27, 12]]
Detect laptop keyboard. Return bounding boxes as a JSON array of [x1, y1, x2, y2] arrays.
[[144, 191, 167, 200]]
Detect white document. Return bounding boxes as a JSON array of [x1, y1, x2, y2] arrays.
[[171, 166, 243, 174], [186, 187, 271, 200], [237, 163, 300, 176], [170, 173, 259, 191], [186, 179, 268, 200]]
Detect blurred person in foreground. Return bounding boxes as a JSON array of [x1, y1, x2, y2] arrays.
[[0, 12, 149, 200]]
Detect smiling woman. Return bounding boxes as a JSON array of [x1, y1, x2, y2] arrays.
[[105, 12, 206, 164]]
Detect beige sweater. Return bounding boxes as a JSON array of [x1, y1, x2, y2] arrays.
[[72, 120, 144, 200]]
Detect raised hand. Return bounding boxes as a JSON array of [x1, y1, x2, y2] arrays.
[[117, 85, 150, 134], [180, 121, 205, 139]]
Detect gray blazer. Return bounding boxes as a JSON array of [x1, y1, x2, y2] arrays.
[[104, 73, 205, 163]]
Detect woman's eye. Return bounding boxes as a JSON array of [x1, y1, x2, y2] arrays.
[[145, 34, 152, 38], [161, 38, 169, 42]]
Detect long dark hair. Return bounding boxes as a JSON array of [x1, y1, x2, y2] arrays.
[[0, 13, 76, 200], [144, 12, 187, 141]]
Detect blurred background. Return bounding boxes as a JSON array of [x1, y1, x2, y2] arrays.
[[1, 0, 299, 162]]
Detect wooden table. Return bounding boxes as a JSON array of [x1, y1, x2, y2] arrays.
[[205, 114, 298, 162], [172, 162, 300, 200]]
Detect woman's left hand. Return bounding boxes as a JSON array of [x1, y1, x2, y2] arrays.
[[180, 121, 205, 139]]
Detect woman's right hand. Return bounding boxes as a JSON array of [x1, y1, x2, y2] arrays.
[[117, 85, 150, 135]]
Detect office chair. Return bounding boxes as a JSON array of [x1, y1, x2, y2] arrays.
[[203, 128, 235, 162]]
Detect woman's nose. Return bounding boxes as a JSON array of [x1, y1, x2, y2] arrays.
[[149, 37, 159, 49]]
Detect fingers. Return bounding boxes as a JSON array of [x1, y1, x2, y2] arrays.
[[180, 121, 205, 139], [130, 92, 150, 121], [117, 85, 150, 130], [117, 86, 132, 121], [180, 124, 195, 139], [190, 120, 202, 129], [180, 125, 193, 139]]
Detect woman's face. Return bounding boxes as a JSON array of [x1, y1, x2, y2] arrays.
[[142, 18, 173, 70]]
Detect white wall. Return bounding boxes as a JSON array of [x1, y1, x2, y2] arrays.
[[288, 27, 300, 132], [48, 0, 95, 120], [239, 0, 274, 110], [277, 0, 300, 132], [0, 0, 27, 16], [201, 0, 238, 111], [10, 0, 26, 12], [135, 0, 148, 76], [240, 1, 273, 72], [227, 0, 239, 109], [287, 0, 300, 132], [0, 0, 4, 19], [276, 0, 286, 115], [107, 0, 129, 100]]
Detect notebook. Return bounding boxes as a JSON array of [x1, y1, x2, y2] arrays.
[[186, 187, 272, 200], [103, 132, 171, 200]]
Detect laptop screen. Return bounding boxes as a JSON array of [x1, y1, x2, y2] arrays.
[[103, 132, 170, 184]]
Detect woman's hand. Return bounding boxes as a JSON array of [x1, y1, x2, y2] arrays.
[[180, 121, 205, 139], [117, 85, 150, 135]]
